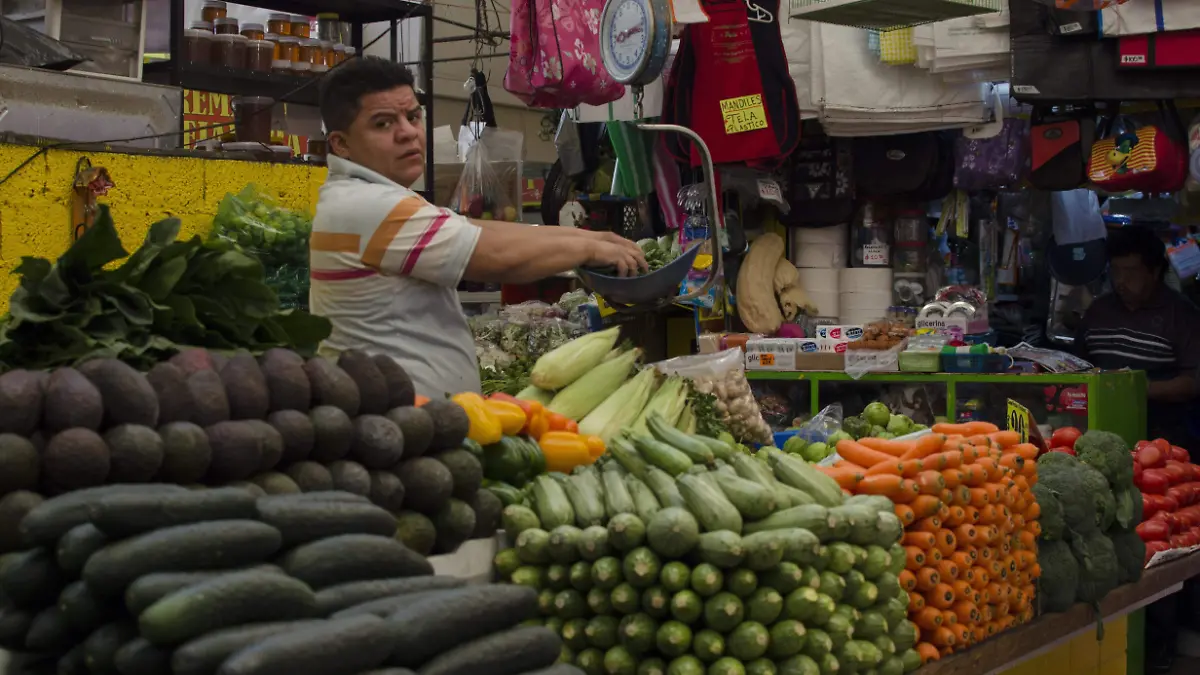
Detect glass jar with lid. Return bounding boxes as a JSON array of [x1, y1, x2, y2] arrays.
[[200, 1, 226, 22], [293, 40, 315, 76], [267, 13, 291, 36], [241, 22, 264, 40], [213, 17, 238, 35], [300, 39, 324, 73], [271, 35, 298, 74], [291, 16, 311, 39], [851, 202, 892, 268], [329, 43, 345, 66], [316, 12, 342, 43], [213, 33, 247, 69], [245, 39, 273, 73], [190, 20, 214, 32], [343, 45, 356, 61], [183, 28, 213, 65]]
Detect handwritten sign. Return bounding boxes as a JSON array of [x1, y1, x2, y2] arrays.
[[1007, 398, 1031, 443], [720, 95, 769, 135]]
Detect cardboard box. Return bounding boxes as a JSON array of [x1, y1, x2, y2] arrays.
[[745, 338, 799, 371], [815, 325, 864, 341], [794, 353, 846, 371]]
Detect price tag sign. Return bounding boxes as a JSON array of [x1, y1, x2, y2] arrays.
[[862, 243, 889, 266], [1007, 398, 1031, 443], [759, 353, 776, 367], [757, 179, 782, 202]]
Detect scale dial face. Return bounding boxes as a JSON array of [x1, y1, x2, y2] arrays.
[[601, 0, 670, 85], [607, 0, 650, 73]]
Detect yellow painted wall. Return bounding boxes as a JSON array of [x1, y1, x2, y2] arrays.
[[1001, 616, 1128, 675], [0, 143, 327, 312]]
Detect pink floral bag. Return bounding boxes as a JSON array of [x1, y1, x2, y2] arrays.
[[503, 0, 625, 109]]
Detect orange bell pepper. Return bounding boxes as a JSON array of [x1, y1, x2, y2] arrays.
[[449, 392, 503, 445], [584, 435, 606, 458], [483, 399, 526, 436], [414, 395, 430, 407], [488, 393, 546, 435], [526, 412, 551, 440], [539, 431, 593, 473], [545, 412, 580, 434]]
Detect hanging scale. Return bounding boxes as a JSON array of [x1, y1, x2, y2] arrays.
[[599, 0, 673, 90]]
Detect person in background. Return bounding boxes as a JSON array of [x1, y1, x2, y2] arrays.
[[1074, 224, 1200, 674], [308, 57, 647, 398]]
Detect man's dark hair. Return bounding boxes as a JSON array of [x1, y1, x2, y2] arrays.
[[1107, 224, 1168, 276], [319, 56, 416, 133]]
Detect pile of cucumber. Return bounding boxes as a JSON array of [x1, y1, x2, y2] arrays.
[[494, 416, 922, 675], [0, 485, 571, 675]]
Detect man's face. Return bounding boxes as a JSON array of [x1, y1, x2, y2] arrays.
[[1110, 253, 1160, 310], [330, 85, 426, 187]]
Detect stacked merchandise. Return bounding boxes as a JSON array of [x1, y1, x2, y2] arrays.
[[0, 487, 565, 674], [496, 415, 925, 675], [819, 423, 1041, 661], [790, 226, 847, 323], [840, 269, 895, 328]]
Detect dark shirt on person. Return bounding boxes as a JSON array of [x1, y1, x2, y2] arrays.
[[1075, 287, 1200, 446]]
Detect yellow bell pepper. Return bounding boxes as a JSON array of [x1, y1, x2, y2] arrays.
[[484, 399, 527, 436], [451, 392, 503, 445], [539, 431, 593, 474]]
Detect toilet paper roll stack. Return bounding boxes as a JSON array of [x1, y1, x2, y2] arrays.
[[796, 268, 840, 317], [790, 224, 848, 269], [839, 267, 894, 325]]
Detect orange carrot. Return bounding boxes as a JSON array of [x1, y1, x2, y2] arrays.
[[909, 591, 927, 612], [899, 569, 918, 592], [1011, 443, 1039, 461], [894, 503, 916, 526], [922, 451, 963, 471], [932, 421, 999, 436], [934, 529, 958, 558], [901, 433, 950, 461], [857, 475, 920, 502], [937, 559, 961, 582], [916, 642, 941, 664], [912, 516, 942, 534], [910, 495, 942, 518], [968, 487, 991, 506], [941, 468, 965, 489], [988, 430, 1021, 448], [951, 579, 973, 601], [904, 531, 937, 549], [860, 437, 914, 457], [915, 470, 947, 496], [930, 625, 957, 647], [905, 546, 927, 570], [944, 505, 967, 527], [836, 440, 896, 468], [950, 551, 973, 570], [815, 466, 865, 490], [914, 607, 944, 631], [915, 567, 941, 591], [865, 458, 906, 476]]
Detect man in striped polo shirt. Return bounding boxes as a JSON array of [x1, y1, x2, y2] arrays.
[[1075, 225, 1199, 448], [308, 57, 646, 398]]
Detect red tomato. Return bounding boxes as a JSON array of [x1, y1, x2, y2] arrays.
[[1146, 540, 1171, 562], [1143, 493, 1159, 519], [1153, 438, 1172, 453], [1178, 510, 1199, 528], [1139, 469, 1170, 495], [1138, 519, 1172, 541], [1162, 495, 1180, 512], [1049, 446, 1077, 456], [1137, 444, 1166, 469], [1050, 426, 1082, 450], [1162, 463, 1189, 485], [1171, 446, 1192, 463], [1170, 534, 1190, 548]]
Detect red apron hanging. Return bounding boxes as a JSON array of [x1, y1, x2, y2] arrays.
[[679, 0, 782, 166]]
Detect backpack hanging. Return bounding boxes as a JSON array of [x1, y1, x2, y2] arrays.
[[503, 0, 625, 108], [783, 125, 855, 227], [1028, 106, 1095, 191], [1087, 102, 1189, 193]]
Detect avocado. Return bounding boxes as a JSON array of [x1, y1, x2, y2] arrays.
[[351, 415, 405, 469], [205, 421, 265, 483], [469, 489, 503, 540], [157, 422, 212, 484], [221, 354, 270, 421], [43, 428, 111, 492], [83, 621, 138, 675], [420, 399, 470, 451], [186, 370, 231, 427], [103, 424, 164, 483], [432, 498, 476, 555], [78, 358, 159, 428], [253, 472, 302, 495], [268, 409, 315, 464], [42, 367, 103, 432], [395, 458, 454, 515], [25, 606, 73, 652], [114, 638, 172, 675], [304, 358, 361, 417], [0, 491, 43, 553], [385, 406, 434, 458], [169, 348, 217, 376], [338, 350, 389, 415], [368, 471, 406, 511], [329, 461, 371, 497], [246, 420, 285, 472], [309, 405, 354, 463], [373, 355, 416, 409], [58, 645, 88, 675], [286, 461, 335, 492], [0, 370, 45, 436], [0, 434, 39, 496], [430, 449, 483, 500], [0, 607, 33, 650], [279, 533, 433, 588], [145, 362, 194, 425], [259, 348, 312, 412]]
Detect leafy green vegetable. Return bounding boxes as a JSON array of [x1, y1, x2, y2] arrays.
[[0, 205, 330, 370], [687, 387, 729, 440], [481, 356, 535, 396]]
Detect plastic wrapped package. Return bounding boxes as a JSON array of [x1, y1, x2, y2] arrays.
[[209, 185, 312, 309], [449, 130, 522, 222], [793, 403, 844, 443], [655, 348, 773, 444]]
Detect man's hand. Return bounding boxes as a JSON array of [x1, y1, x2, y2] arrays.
[[586, 234, 649, 277]]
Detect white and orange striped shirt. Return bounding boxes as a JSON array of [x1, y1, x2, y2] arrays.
[[309, 155, 482, 398]]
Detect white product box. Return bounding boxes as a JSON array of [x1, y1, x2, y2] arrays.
[[745, 338, 799, 371], [819, 339, 849, 354], [815, 325, 864, 341]]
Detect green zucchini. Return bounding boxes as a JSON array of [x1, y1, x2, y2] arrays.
[[564, 475, 606, 527], [643, 468, 686, 509], [602, 471, 636, 518], [741, 531, 789, 571], [531, 476, 575, 529], [766, 450, 844, 507], [692, 435, 735, 462], [486, 482, 525, 507], [695, 531, 744, 569], [712, 472, 777, 520], [730, 453, 794, 510], [608, 437, 650, 478], [624, 476, 661, 523], [646, 414, 714, 465], [676, 474, 743, 534], [743, 504, 832, 540], [631, 436, 693, 476], [778, 528, 823, 565]]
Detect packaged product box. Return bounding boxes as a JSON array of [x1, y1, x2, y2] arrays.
[[815, 325, 865, 341], [745, 338, 799, 371]]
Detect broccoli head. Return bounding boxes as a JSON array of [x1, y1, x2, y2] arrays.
[[1108, 529, 1146, 584], [1112, 484, 1141, 531], [1038, 539, 1080, 613], [1070, 530, 1119, 604], [1037, 453, 1098, 536], [1077, 462, 1117, 531], [842, 416, 871, 440], [1075, 430, 1134, 488], [1030, 481, 1066, 540]]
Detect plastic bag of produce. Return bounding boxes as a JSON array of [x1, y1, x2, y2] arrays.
[[655, 348, 772, 445], [450, 134, 520, 222], [210, 185, 313, 310]]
